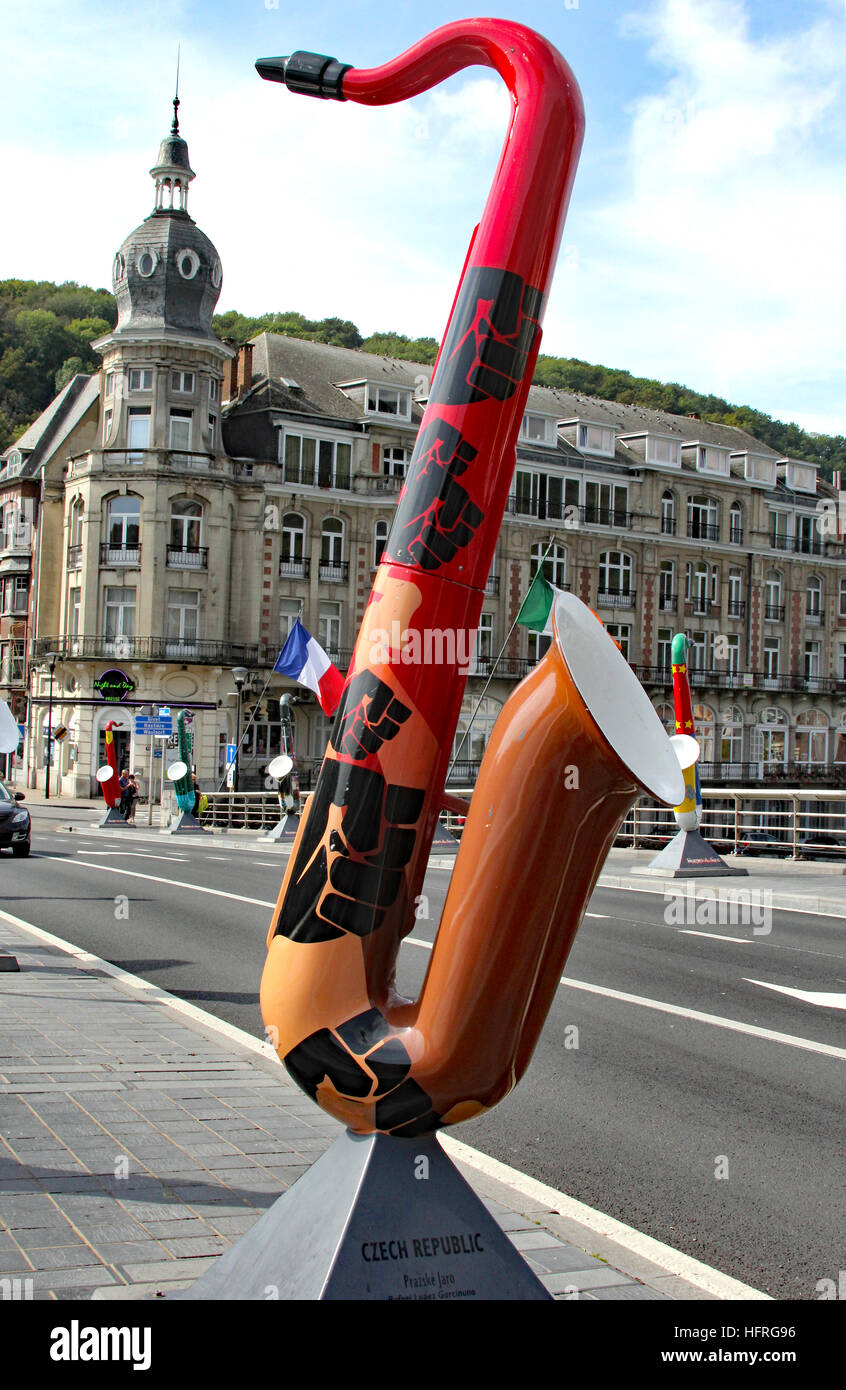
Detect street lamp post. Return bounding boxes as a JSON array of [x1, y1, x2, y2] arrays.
[[231, 667, 248, 793], [44, 651, 60, 800]]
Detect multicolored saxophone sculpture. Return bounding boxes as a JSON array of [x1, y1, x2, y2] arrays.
[[671, 633, 702, 832], [100, 721, 120, 808], [172, 710, 195, 815], [258, 20, 684, 1138]]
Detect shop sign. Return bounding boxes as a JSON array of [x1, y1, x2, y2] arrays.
[[93, 668, 136, 703]]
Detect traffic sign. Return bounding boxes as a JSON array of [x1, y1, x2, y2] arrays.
[[136, 715, 173, 737]]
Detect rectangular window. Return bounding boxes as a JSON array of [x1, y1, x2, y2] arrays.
[[318, 602, 342, 658], [472, 613, 494, 673], [382, 447, 408, 478], [208, 416, 216, 450], [103, 408, 113, 443], [763, 638, 780, 681], [366, 385, 412, 419], [657, 628, 672, 671], [646, 436, 681, 466], [104, 586, 136, 640], [166, 589, 200, 650], [585, 481, 627, 526], [67, 587, 81, 638], [209, 377, 219, 402], [128, 369, 153, 392], [698, 446, 729, 475], [805, 641, 821, 681], [169, 410, 193, 452], [283, 434, 351, 489], [725, 635, 740, 675], [605, 624, 631, 660], [280, 599, 300, 643], [127, 408, 150, 460], [520, 413, 550, 444], [171, 371, 195, 393], [578, 424, 615, 457]]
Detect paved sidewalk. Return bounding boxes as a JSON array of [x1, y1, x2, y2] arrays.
[[0, 915, 767, 1302]]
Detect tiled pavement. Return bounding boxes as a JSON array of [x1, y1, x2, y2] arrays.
[[0, 919, 734, 1302]]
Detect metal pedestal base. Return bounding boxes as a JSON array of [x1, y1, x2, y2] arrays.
[[634, 828, 748, 877], [178, 1129, 551, 1301], [98, 807, 133, 828], [431, 820, 459, 853], [166, 810, 209, 834], [263, 813, 300, 843]]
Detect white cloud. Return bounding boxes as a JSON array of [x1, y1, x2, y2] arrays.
[[542, 0, 846, 427]]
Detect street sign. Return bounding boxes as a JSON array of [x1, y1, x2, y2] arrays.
[[135, 715, 173, 737], [225, 742, 237, 790]]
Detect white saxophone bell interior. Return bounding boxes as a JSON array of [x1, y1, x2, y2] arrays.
[[552, 592, 685, 806]]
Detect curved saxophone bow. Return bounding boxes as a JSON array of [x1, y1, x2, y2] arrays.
[[258, 21, 683, 1137]]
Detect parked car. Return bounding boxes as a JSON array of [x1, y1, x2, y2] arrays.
[[0, 784, 30, 856], [736, 831, 790, 858], [796, 836, 846, 861]]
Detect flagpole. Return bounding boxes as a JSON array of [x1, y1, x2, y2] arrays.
[[217, 662, 280, 793], [448, 534, 559, 782]]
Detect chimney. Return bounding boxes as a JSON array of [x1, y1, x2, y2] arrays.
[[222, 343, 239, 404], [237, 343, 254, 397]]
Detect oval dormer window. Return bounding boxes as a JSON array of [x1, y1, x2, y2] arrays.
[[136, 250, 157, 278], [177, 248, 200, 280], [112, 252, 126, 283], [211, 258, 222, 288]]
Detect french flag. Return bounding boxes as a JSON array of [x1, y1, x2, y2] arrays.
[[273, 620, 345, 716]]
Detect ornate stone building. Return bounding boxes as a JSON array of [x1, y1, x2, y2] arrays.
[[3, 108, 845, 801]]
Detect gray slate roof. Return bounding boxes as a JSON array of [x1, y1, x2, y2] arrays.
[[5, 375, 99, 475]]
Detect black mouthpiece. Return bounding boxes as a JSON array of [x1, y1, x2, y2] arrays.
[[255, 52, 350, 100]]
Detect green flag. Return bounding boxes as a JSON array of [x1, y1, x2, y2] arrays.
[[516, 570, 562, 634]]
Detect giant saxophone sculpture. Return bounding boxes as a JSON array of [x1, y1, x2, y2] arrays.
[[258, 20, 685, 1138], [172, 710, 196, 816]]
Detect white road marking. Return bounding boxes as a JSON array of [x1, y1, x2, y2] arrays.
[[677, 930, 753, 944], [205, 856, 231, 861], [256, 861, 282, 867], [0, 905, 769, 1302], [744, 979, 846, 1011], [403, 934, 844, 1059], [585, 912, 610, 918], [557, 977, 846, 1061], [76, 851, 189, 863], [44, 856, 275, 908]]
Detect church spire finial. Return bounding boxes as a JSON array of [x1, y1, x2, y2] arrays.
[[171, 46, 181, 135]]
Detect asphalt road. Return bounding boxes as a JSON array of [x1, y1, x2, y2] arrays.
[[2, 814, 844, 1300]]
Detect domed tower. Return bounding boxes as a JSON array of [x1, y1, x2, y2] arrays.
[[93, 96, 234, 459]]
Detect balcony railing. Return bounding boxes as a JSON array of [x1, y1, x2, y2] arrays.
[[485, 575, 500, 596], [686, 598, 716, 617], [631, 665, 846, 696], [352, 474, 404, 495], [167, 546, 208, 570], [729, 528, 744, 546], [503, 496, 631, 528], [661, 517, 676, 535], [764, 603, 785, 621], [659, 592, 677, 612], [727, 599, 746, 618], [279, 557, 310, 579], [770, 532, 823, 556], [318, 561, 349, 583], [596, 589, 636, 609], [805, 610, 822, 626], [34, 635, 262, 665], [467, 655, 532, 680], [687, 522, 720, 541], [99, 543, 141, 567]]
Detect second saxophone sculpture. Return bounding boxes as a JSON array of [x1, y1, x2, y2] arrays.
[[258, 20, 686, 1136]]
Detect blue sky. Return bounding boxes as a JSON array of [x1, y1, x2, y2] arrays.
[[4, 0, 845, 434]]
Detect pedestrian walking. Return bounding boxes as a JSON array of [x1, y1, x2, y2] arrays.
[[125, 773, 139, 825], [118, 768, 130, 820]]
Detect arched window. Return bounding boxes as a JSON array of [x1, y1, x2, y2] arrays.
[[68, 498, 84, 568], [661, 491, 675, 535], [794, 710, 828, 765], [598, 550, 633, 598], [280, 513, 306, 573], [659, 559, 675, 611], [729, 503, 743, 544], [806, 575, 823, 619], [531, 541, 567, 588], [373, 520, 389, 569], [169, 498, 202, 551], [320, 518, 345, 579], [105, 496, 140, 564]]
